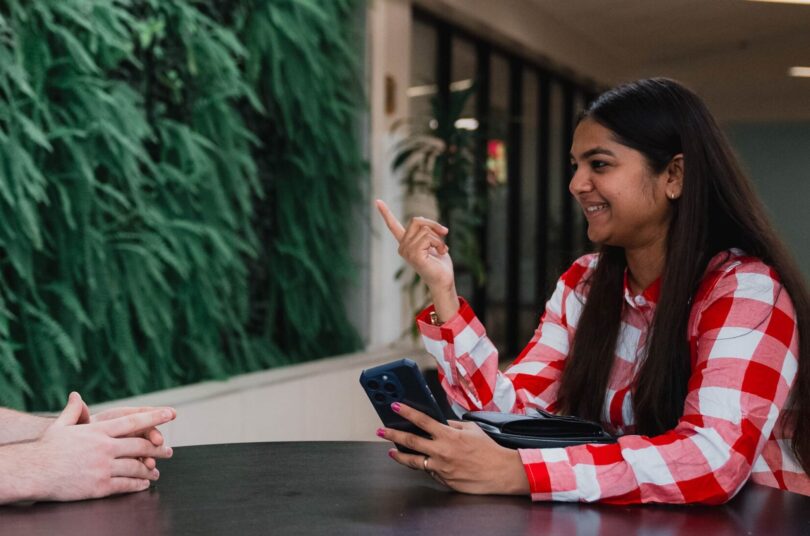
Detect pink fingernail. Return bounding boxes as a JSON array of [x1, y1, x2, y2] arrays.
[[376, 428, 386, 438], [166, 447, 173, 457], [391, 402, 401, 413], [388, 449, 396, 459]]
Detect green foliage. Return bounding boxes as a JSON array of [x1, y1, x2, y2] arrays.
[[235, 0, 365, 360], [0, 0, 364, 410]]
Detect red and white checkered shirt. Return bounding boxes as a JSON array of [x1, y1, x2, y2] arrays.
[[417, 249, 808, 503]]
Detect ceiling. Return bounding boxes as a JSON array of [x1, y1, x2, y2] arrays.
[[530, 0, 810, 122]]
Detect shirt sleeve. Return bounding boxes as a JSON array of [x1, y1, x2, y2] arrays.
[[416, 258, 587, 415], [519, 261, 799, 504]]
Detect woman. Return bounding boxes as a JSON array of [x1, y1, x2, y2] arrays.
[[375, 78, 809, 503]]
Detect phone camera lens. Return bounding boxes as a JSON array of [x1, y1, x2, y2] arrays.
[[373, 392, 386, 403], [384, 382, 396, 393], [367, 380, 380, 390]]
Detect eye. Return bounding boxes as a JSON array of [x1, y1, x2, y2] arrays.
[[570, 161, 578, 173], [590, 160, 608, 171]]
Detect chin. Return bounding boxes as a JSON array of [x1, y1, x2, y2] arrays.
[[586, 229, 605, 245], [586, 224, 619, 247]]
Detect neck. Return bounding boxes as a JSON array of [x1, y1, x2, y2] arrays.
[[624, 240, 666, 295]]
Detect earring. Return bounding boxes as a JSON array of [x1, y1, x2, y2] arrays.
[[668, 193, 676, 200]]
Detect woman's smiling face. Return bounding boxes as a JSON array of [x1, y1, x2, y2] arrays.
[[569, 118, 678, 251]]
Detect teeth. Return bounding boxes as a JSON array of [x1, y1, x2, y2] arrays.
[[586, 204, 608, 213]]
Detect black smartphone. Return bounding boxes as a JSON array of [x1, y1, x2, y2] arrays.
[[359, 358, 447, 454]]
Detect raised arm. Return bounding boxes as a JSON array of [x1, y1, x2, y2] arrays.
[[377, 199, 593, 416], [415, 257, 591, 415]]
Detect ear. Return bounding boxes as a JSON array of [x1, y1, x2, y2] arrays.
[[664, 154, 684, 200]]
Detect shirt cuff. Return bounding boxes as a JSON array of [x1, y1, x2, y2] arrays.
[[415, 297, 474, 341], [518, 448, 577, 500]]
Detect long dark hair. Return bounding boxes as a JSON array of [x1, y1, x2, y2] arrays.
[[556, 78, 810, 474]]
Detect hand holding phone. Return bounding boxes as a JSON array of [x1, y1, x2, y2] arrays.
[[359, 358, 447, 454]]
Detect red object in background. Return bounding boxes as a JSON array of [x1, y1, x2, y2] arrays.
[[487, 139, 507, 185]]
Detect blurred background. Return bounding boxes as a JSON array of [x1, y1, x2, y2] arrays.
[[1, 0, 807, 444]]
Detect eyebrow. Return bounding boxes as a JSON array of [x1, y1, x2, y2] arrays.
[[569, 147, 616, 161]]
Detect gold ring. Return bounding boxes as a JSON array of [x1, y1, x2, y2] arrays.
[[423, 456, 430, 472]]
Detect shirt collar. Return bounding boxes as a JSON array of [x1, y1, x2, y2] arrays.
[[622, 270, 661, 309]]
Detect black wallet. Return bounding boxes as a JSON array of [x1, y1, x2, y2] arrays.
[[462, 409, 616, 449]]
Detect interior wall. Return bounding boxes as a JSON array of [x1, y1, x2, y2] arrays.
[[367, 0, 413, 347], [726, 122, 810, 281], [92, 343, 429, 446]]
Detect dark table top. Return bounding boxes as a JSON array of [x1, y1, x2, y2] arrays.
[[1, 441, 809, 535]]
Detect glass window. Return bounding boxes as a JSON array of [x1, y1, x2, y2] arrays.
[[408, 19, 437, 127], [519, 70, 539, 344], [451, 37, 477, 121], [450, 37, 478, 301], [407, 12, 597, 357], [545, 80, 566, 295], [485, 53, 510, 354]]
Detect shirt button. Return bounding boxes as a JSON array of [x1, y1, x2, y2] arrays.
[[635, 296, 647, 306]]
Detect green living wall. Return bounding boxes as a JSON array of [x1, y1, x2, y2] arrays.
[[0, 0, 365, 410]]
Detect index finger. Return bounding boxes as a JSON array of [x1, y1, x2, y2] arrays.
[[92, 406, 173, 422], [99, 408, 176, 438], [375, 199, 406, 242], [392, 402, 447, 438]]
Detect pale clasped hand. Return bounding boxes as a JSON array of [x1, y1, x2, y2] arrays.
[[25, 392, 176, 502]]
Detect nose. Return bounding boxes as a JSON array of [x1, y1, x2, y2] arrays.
[[568, 166, 592, 197]]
